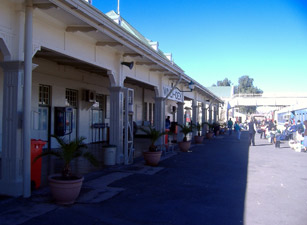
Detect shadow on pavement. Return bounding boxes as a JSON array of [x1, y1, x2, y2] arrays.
[[255, 143, 274, 146], [7, 132, 251, 225], [90, 132, 251, 225]]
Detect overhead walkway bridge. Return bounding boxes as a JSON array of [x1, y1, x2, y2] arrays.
[[228, 94, 307, 108]]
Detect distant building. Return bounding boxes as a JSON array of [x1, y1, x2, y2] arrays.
[[206, 86, 244, 122]]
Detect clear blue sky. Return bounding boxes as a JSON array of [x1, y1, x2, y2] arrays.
[[93, 0, 307, 94]]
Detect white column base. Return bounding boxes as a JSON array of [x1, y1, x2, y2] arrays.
[[0, 179, 23, 197]]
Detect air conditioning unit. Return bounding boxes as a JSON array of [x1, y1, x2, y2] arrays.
[[83, 89, 96, 102]]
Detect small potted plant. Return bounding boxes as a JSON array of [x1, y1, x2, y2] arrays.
[[178, 124, 193, 152], [213, 122, 221, 136], [34, 135, 98, 205], [140, 126, 166, 166], [204, 122, 215, 139], [192, 122, 205, 144]]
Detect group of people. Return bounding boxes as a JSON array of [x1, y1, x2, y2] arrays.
[[257, 119, 280, 147], [227, 117, 294, 148], [167, 115, 307, 151], [227, 118, 242, 141], [244, 117, 307, 150], [284, 119, 307, 151]]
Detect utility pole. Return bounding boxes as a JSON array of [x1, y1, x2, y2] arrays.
[[117, 0, 120, 16]]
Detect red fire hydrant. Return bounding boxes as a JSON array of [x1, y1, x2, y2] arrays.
[[31, 139, 46, 189]]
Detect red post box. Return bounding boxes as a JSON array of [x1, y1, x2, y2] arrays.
[[31, 139, 46, 189]]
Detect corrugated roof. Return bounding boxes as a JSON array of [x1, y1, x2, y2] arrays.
[[105, 11, 223, 103], [106, 11, 170, 62]]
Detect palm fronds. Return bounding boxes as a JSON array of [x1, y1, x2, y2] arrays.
[[177, 124, 193, 142], [140, 126, 166, 151], [33, 135, 98, 178]]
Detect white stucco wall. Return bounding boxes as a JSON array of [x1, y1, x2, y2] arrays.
[[0, 1, 16, 59], [124, 83, 144, 123], [31, 58, 111, 147], [0, 54, 3, 152]]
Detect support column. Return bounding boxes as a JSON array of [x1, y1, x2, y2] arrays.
[[202, 103, 207, 135], [192, 100, 198, 137], [23, 0, 33, 198], [177, 102, 184, 142], [209, 104, 213, 124], [213, 105, 217, 122], [216, 104, 220, 122], [109, 86, 124, 164], [154, 97, 165, 146], [0, 61, 24, 197]]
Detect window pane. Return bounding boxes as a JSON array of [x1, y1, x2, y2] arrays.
[[39, 84, 50, 105], [65, 89, 78, 107]]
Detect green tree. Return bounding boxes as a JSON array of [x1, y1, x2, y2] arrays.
[[212, 78, 232, 86], [236, 75, 263, 94], [235, 75, 263, 114]]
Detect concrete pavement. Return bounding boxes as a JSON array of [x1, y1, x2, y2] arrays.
[[1, 132, 307, 225]]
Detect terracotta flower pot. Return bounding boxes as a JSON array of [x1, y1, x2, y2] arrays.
[[48, 174, 84, 205], [143, 151, 162, 166], [178, 141, 191, 152], [206, 132, 214, 139], [194, 136, 204, 144]]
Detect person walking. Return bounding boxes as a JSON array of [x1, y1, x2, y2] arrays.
[[248, 118, 257, 146], [260, 120, 267, 139], [275, 130, 281, 148], [165, 116, 171, 130], [227, 118, 233, 135], [234, 121, 241, 141]]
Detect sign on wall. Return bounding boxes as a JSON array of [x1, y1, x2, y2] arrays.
[[163, 85, 184, 102]]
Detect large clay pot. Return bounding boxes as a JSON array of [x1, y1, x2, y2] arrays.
[[206, 132, 214, 139], [178, 141, 191, 152], [143, 151, 162, 166], [48, 175, 84, 205], [194, 136, 204, 144]]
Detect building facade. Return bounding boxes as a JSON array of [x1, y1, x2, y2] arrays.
[[0, 0, 223, 197]]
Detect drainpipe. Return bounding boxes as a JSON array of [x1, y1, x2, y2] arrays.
[[23, 0, 33, 198]]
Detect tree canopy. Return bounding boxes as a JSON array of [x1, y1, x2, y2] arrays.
[[236, 75, 263, 94], [235, 75, 263, 114], [212, 78, 232, 87], [213, 75, 263, 114]]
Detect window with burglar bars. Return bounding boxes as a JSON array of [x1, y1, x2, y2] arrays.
[[65, 89, 78, 107], [39, 84, 50, 106], [96, 94, 105, 110]]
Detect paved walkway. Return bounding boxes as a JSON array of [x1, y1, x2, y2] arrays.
[[1, 132, 307, 225]]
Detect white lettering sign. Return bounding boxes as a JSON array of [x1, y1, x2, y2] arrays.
[[163, 86, 183, 102]]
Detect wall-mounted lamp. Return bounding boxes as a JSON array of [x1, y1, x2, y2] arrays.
[[181, 80, 195, 92], [121, 61, 134, 70]]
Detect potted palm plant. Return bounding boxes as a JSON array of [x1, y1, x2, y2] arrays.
[[34, 135, 98, 205], [140, 126, 166, 166], [204, 122, 214, 139], [192, 122, 205, 144], [178, 124, 193, 152]]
